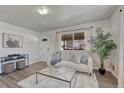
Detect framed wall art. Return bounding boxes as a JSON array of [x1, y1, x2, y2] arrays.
[[2, 33, 23, 48]]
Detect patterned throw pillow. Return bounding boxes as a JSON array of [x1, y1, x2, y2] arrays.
[[56, 52, 61, 61], [71, 54, 81, 64], [50, 52, 61, 65], [50, 59, 59, 65], [52, 53, 57, 60], [80, 53, 88, 64], [61, 52, 69, 61], [69, 53, 75, 61]]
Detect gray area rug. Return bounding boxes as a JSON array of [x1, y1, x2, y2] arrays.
[[17, 73, 99, 88]]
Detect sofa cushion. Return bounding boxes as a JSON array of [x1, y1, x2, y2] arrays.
[[55, 61, 88, 72]]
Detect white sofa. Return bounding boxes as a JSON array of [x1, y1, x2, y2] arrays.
[[47, 51, 93, 76]]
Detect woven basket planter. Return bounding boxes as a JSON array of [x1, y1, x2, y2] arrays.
[[4, 63, 15, 73], [16, 60, 25, 70]]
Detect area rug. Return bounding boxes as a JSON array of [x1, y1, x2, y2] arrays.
[[17, 72, 99, 88]]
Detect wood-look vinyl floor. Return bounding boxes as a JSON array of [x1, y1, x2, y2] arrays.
[[0, 62, 118, 88], [94, 70, 118, 88]]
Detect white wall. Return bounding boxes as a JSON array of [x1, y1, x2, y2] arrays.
[[117, 6, 124, 87], [0, 21, 41, 73], [110, 7, 121, 77], [112, 6, 124, 88], [40, 19, 113, 70]]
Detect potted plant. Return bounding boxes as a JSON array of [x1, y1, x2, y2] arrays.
[[91, 28, 116, 75]]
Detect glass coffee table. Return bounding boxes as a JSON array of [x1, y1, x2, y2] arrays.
[[36, 66, 77, 88]]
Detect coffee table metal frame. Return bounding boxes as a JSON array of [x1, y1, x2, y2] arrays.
[[36, 68, 77, 88]]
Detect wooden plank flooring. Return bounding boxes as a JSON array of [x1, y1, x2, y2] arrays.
[[94, 70, 118, 88], [0, 62, 117, 88]]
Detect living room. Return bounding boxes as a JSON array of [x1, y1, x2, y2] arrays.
[[0, 3, 124, 89]]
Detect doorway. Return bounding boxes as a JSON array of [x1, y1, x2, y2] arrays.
[[40, 37, 49, 62]]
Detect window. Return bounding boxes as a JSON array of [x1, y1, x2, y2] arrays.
[[74, 32, 85, 50], [61, 34, 73, 50], [61, 32, 85, 50]]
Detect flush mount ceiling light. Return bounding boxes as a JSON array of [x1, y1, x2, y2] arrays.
[[38, 7, 48, 15]]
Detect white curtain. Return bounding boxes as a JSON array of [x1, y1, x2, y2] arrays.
[[55, 32, 62, 52]]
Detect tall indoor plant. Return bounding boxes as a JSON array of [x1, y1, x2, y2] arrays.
[[91, 28, 116, 75]]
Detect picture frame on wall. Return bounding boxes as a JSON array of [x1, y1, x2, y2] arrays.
[[2, 33, 23, 48]]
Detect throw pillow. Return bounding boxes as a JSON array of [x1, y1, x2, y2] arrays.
[[61, 52, 69, 61], [52, 53, 58, 60], [72, 54, 81, 64], [69, 53, 75, 61], [80, 53, 88, 64], [56, 52, 61, 61], [50, 59, 59, 65]]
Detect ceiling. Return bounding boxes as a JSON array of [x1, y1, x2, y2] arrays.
[[0, 5, 118, 32]]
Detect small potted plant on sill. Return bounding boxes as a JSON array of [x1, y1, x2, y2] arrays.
[[91, 28, 116, 75]]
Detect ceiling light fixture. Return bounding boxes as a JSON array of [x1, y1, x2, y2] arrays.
[[38, 7, 48, 15]]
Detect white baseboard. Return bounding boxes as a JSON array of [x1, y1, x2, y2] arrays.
[[110, 69, 118, 79]]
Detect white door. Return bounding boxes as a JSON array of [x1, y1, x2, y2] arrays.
[[40, 37, 49, 62]]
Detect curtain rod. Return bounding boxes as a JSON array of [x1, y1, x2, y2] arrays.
[[58, 26, 93, 33]]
